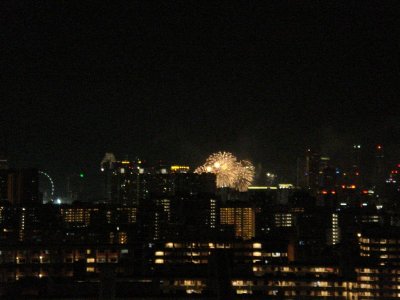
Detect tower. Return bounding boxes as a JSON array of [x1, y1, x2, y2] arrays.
[[7, 169, 39, 205], [350, 144, 362, 187], [100, 152, 116, 202], [373, 144, 385, 194], [304, 148, 321, 192]]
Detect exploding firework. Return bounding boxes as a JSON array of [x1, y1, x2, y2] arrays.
[[195, 151, 238, 188], [234, 160, 255, 192], [195, 151, 255, 191]]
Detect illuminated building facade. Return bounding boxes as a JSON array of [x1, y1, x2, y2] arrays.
[[273, 212, 293, 228], [233, 264, 355, 298], [327, 213, 340, 245], [1, 153, 400, 298], [4, 241, 400, 299], [358, 229, 400, 266], [0, 199, 399, 298], [354, 266, 400, 299], [110, 159, 144, 206], [102, 156, 215, 206], [220, 206, 256, 240]]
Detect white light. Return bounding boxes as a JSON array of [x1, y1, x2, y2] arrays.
[[56, 198, 62, 204]]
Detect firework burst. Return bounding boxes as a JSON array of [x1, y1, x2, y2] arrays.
[[234, 160, 255, 192], [195, 151, 255, 191]]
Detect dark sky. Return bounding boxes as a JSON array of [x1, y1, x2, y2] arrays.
[[2, 2, 400, 196]]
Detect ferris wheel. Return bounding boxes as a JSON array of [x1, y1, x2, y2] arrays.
[[39, 171, 55, 200]]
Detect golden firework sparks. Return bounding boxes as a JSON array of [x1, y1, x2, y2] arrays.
[[195, 151, 255, 191]]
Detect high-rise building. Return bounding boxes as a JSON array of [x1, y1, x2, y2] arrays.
[[304, 149, 321, 191], [110, 159, 145, 206], [66, 172, 87, 203], [373, 144, 385, 194], [0, 155, 9, 202], [100, 155, 147, 206], [303, 149, 342, 201], [100, 152, 117, 202], [349, 144, 363, 187], [6, 169, 39, 205], [320, 165, 337, 190], [0, 170, 8, 201], [220, 205, 256, 240], [102, 154, 216, 206], [327, 213, 340, 245]]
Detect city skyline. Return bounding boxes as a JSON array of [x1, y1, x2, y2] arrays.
[[2, 2, 400, 195], [2, 142, 399, 199], [2, 3, 400, 298]]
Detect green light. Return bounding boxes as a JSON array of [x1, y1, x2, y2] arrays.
[[80, 173, 84, 178]]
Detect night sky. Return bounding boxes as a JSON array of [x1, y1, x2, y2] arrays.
[[2, 2, 400, 196]]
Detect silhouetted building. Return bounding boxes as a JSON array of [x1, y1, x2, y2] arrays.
[[349, 144, 363, 187], [6, 168, 39, 205], [66, 172, 87, 202], [0, 170, 8, 201], [373, 144, 386, 194], [304, 149, 320, 192], [100, 152, 117, 202], [105, 157, 216, 206], [0, 155, 8, 170]]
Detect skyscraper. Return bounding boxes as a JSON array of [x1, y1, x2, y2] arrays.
[[110, 159, 144, 206], [350, 144, 362, 187], [7, 169, 39, 205], [304, 149, 321, 192], [373, 144, 385, 194], [0, 154, 8, 200], [100, 152, 117, 202], [220, 205, 256, 240], [0, 170, 8, 201]]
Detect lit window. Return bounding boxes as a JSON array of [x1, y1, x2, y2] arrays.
[[253, 243, 262, 249]]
